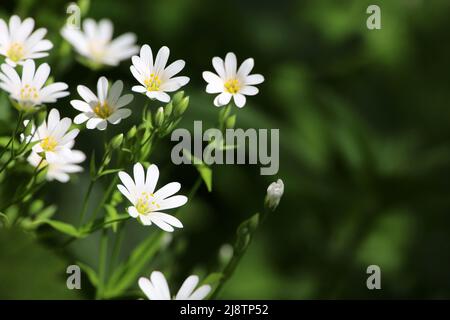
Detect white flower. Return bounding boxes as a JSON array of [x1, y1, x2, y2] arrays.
[[130, 44, 189, 103], [138, 271, 211, 300], [117, 162, 187, 232], [0, 15, 53, 67], [27, 148, 85, 183], [61, 18, 139, 67], [26, 108, 80, 163], [265, 178, 284, 211], [0, 59, 69, 111], [71, 76, 133, 130], [202, 52, 264, 108]]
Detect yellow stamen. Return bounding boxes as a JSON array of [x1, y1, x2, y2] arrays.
[[144, 73, 161, 92], [7, 42, 25, 62], [224, 79, 240, 94], [93, 102, 113, 119], [20, 86, 39, 101], [41, 137, 57, 152], [135, 191, 158, 215]]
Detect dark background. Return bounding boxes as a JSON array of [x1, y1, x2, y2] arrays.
[[1, 0, 450, 299]]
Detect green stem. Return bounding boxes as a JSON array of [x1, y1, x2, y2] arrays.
[[78, 179, 94, 227], [96, 229, 109, 299], [0, 112, 24, 174], [89, 175, 118, 224], [210, 210, 270, 299], [109, 225, 125, 275]]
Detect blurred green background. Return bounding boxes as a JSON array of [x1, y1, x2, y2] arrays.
[[2, 0, 450, 299]]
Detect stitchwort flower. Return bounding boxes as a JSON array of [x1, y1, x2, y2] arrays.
[[203, 52, 264, 108], [27, 147, 85, 183], [138, 271, 211, 300], [0, 59, 69, 111], [0, 15, 53, 67], [117, 163, 187, 232], [24, 108, 80, 163], [71, 76, 133, 130], [61, 18, 139, 67], [130, 44, 189, 103]]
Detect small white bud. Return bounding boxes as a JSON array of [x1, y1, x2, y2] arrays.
[[265, 179, 284, 211]]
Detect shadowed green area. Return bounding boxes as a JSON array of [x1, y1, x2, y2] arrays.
[[1, 0, 450, 299]]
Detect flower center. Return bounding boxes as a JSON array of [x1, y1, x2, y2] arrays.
[[224, 79, 240, 94], [93, 101, 113, 119], [20, 84, 39, 101], [136, 191, 160, 215], [88, 41, 106, 61], [144, 73, 161, 92], [7, 42, 25, 62], [41, 137, 58, 152]]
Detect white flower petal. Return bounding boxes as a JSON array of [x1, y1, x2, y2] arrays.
[[175, 275, 199, 300], [245, 74, 264, 85], [77, 85, 98, 104], [97, 76, 109, 103], [145, 164, 159, 193], [150, 271, 171, 300], [237, 58, 254, 77], [233, 93, 246, 108], [224, 52, 237, 78], [212, 57, 226, 79], [133, 163, 145, 189], [158, 195, 188, 211], [188, 285, 211, 300], [151, 212, 183, 228], [127, 206, 139, 218], [154, 182, 181, 200]]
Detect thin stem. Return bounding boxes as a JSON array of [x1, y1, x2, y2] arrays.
[[96, 229, 109, 299], [89, 175, 118, 224], [109, 224, 125, 276], [0, 159, 45, 212], [211, 210, 269, 299], [0, 112, 24, 174], [78, 180, 94, 227]]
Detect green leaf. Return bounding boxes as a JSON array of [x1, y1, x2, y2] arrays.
[[235, 213, 260, 253], [0, 212, 9, 227], [98, 168, 123, 178], [105, 231, 164, 298], [35, 219, 82, 238], [82, 214, 129, 235], [183, 148, 213, 192], [77, 261, 98, 287], [201, 272, 224, 286], [0, 228, 82, 299], [197, 164, 212, 192]]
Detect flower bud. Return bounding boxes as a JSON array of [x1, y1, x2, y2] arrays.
[[172, 91, 184, 105], [164, 102, 173, 118], [110, 133, 123, 149], [265, 179, 284, 211], [225, 114, 236, 129], [127, 125, 137, 139], [154, 107, 165, 127], [174, 96, 189, 117]]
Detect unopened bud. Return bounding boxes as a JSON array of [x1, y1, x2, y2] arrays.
[[174, 96, 189, 117], [164, 102, 173, 118], [265, 179, 284, 211], [110, 133, 123, 149], [225, 114, 236, 129], [154, 107, 164, 127]]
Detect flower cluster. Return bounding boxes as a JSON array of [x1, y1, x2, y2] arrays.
[[0, 14, 269, 301]]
